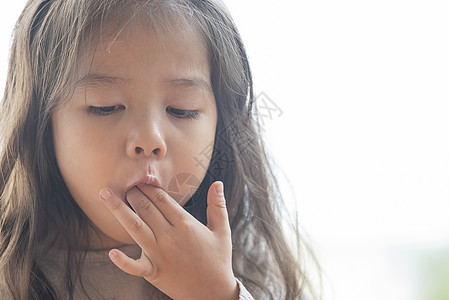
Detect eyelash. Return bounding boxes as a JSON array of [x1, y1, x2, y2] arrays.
[[86, 105, 125, 116], [166, 107, 201, 120], [86, 105, 200, 120]]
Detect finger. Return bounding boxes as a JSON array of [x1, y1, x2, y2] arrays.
[[137, 184, 186, 226], [100, 188, 156, 248], [126, 186, 171, 233], [109, 248, 154, 279], [206, 181, 231, 235]]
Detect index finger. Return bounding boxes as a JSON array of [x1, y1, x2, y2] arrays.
[[100, 188, 156, 249], [137, 184, 188, 226]]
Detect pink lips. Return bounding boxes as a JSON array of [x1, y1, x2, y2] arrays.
[[136, 174, 161, 189], [127, 174, 162, 192], [124, 174, 162, 207]]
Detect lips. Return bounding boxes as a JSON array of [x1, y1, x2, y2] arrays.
[[132, 174, 162, 189], [123, 174, 162, 209]]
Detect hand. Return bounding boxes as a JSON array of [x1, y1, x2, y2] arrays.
[[99, 181, 239, 300]]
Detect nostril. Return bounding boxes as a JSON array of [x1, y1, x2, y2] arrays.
[[135, 146, 144, 154], [134, 147, 160, 156]]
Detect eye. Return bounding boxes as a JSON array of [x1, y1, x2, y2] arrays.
[[166, 107, 201, 119], [86, 105, 125, 116]]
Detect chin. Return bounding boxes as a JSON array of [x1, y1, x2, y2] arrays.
[[111, 230, 136, 246], [93, 226, 137, 249]]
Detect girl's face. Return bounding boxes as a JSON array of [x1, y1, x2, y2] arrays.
[[52, 25, 217, 248]]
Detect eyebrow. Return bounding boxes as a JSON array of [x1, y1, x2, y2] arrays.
[[166, 78, 213, 94], [74, 73, 127, 89], [74, 73, 212, 94]]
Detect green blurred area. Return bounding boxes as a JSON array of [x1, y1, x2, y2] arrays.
[[420, 245, 449, 300]]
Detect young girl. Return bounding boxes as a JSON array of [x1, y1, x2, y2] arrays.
[[0, 0, 317, 299]]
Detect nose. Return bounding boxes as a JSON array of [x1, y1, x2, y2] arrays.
[[126, 117, 167, 159]]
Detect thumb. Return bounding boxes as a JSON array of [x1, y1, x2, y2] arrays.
[[206, 181, 230, 234]]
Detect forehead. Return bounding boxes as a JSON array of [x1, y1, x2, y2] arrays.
[[77, 17, 210, 81], [71, 19, 213, 100]]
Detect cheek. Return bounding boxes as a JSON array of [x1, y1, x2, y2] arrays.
[[184, 119, 216, 169], [54, 121, 93, 174], [52, 111, 116, 199], [167, 120, 216, 204]]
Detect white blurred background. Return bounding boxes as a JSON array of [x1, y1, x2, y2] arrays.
[[1, 1, 449, 300]]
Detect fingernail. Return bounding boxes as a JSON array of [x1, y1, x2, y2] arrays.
[[100, 189, 112, 200], [109, 249, 119, 261], [215, 181, 224, 195]]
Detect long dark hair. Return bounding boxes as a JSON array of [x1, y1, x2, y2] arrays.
[[0, 0, 319, 299]]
